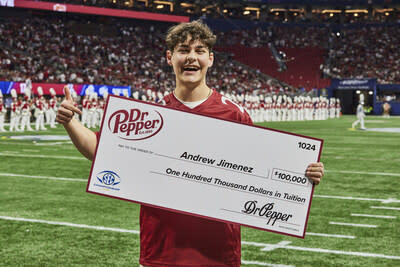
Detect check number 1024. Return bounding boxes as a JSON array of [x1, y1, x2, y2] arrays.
[[298, 142, 316, 151]]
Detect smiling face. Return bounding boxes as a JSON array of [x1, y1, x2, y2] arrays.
[[167, 36, 214, 90]]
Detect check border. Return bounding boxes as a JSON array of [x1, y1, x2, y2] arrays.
[[87, 95, 323, 239]]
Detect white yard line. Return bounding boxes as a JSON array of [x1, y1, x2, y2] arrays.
[[306, 232, 355, 239], [325, 170, 400, 177], [322, 155, 400, 162], [329, 222, 377, 228], [34, 141, 73, 146], [351, 213, 396, 219], [242, 240, 400, 260], [0, 173, 87, 182], [314, 194, 400, 204], [0, 215, 139, 234], [2, 216, 399, 261], [371, 206, 400, 211], [280, 245, 400, 260], [241, 260, 294, 267], [0, 152, 85, 160]]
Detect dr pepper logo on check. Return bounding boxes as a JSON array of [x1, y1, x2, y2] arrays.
[[108, 108, 163, 140]]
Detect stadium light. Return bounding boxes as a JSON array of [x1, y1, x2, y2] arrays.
[[244, 7, 260, 19], [320, 9, 342, 14], [154, 1, 173, 12], [345, 9, 368, 14]]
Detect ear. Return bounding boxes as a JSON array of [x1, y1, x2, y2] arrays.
[[208, 52, 214, 67], [166, 50, 173, 66]]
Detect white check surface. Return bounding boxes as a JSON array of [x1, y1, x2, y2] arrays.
[[88, 96, 323, 238]]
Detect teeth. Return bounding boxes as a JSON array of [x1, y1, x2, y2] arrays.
[[184, 67, 198, 71]]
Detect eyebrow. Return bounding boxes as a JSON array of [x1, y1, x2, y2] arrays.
[[177, 44, 206, 49]]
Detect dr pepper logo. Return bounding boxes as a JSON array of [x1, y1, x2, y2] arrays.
[[108, 108, 163, 140]]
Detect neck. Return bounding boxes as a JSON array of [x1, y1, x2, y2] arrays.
[[174, 81, 211, 102]]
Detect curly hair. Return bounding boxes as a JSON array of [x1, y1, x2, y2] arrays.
[[165, 20, 216, 53]]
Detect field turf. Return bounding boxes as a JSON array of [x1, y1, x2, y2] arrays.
[[1, 115, 399, 266]]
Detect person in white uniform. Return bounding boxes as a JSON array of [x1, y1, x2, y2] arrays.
[[352, 95, 366, 130]]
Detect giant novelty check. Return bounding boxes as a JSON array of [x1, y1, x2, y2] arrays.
[[87, 95, 323, 238]]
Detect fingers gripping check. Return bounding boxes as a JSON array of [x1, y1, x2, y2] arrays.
[[56, 86, 82, 125], [305, 162, 324, 185]]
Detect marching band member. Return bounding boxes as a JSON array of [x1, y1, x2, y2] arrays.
[[314, 97, 321, 120], [71, 90, 80, 121], [81, 89, 90, 127], [48, 88, 58, 128], [329, 98, 336, 119], [336, 98, 341, 118], [296, 96, 304, 121], [10, 89, 21, 132], [35, 86, 47, 131], [0, 91, 6, 132], [321, 96, 329, 120], [305, 96, 313, 121], [276, 95, 282, 122], [281, 95, 288, 121], [287, 96, 294, 121], [98, 91, 108, 125], [88, 92, 99, 128], [271, 94, 277, 121], [20, 89, 34, 131]]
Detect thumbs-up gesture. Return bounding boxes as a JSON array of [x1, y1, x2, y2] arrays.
[[56, 86, 82, 125]]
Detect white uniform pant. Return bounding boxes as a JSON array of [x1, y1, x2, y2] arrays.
[[20, 114, 33, 131], [352, 116, 365, 129], [82, 109, 89, 127], [10, 112, 20, 131], [49, 109, 57, 128], [35, 113, 46, 130], [0, 113, 6, 131], [89, 110, 99, 128], [45, 109, 51, 124]]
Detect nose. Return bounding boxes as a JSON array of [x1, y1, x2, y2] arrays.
[[186, 50, 196, 62]]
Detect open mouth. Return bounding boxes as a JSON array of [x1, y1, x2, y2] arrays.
[[183, 66, 200, 72]]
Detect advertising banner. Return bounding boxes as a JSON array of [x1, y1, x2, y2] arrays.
[[330, 78, 377, 90], [80, 84, 131, 97], [13, 0, 189, 23]]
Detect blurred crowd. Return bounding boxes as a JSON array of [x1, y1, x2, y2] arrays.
[[216, 26, 329, 49], [215, 25, 400, 84], [0, 16, 283, 95], [2, 14, 399, 92], [323, 26, 400, 84]]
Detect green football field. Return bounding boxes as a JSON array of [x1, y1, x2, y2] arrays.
[[0, 115, 399, 266]]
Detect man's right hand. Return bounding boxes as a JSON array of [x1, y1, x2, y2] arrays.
[[56, 86, 82, 125]]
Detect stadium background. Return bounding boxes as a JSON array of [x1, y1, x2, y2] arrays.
[[0, 0, 399, 266]]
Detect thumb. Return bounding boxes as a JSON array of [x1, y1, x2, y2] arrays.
[[64, 86, 73, 102]]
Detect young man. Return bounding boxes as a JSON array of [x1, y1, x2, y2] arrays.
[[57, 20, 324, 267]]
